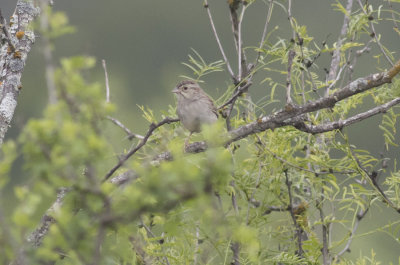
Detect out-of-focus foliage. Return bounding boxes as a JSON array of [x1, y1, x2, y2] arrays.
[[1, 0, 400, 264]]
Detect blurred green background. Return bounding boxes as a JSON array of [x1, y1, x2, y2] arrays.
[[2, 0, 400, 263]]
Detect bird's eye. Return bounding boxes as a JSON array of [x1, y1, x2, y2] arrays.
[[183, 86, 188, 90]]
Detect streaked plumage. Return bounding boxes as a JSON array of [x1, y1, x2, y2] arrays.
[[172, 80, 218, 133]]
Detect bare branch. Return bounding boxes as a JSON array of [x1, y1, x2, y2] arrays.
[[286, 50, 296, 106], [107, 116, 144, 140], [326, 0, 353, 93], [204, 0, 236, 82], [218, 81, 253, 110], [228, 0, 248, 80], [387, 0, 399, 30], [316, 189, 329, 265], [103, 117, 179, 181], [227, 61, 399, 144], [284, 170, 304, 257], [102, 59, 110, 103], [335, 205, 369, 258], [0, 1, 40, 147], [27, 187, 69, 247], [287, 0, 296, 41], [255, 0, 274, 65], [294, 98, 400, 134], [237, 5, 247, 80]]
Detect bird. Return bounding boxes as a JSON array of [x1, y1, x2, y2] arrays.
[[172, 80, 218, 146]]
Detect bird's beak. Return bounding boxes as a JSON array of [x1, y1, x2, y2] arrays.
[[172, 87, 179, 94]]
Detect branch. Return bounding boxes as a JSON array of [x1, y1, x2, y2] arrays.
[[27, 187, 69, 247], [255, 0, 274, 65], [107, 116, 144, 140], [204, 0, 236, 82], [335, 205, 369, 258], [350, 148, 400, 212], [149, 62, 400, 156], [0, 9, 16, 53], [102, 59, 110, 103], [286, 50, 296, 107], [316, 189, 329, 264], [236, 5, 247, 80], [284, 170, 304, 257], [294, 98, 400, 134], [103, 117, 179, 181], [0, 1, 40, 147], [218, 81, 252, 110], [227, 61, 399, 144], [356, 0, 394, 66], [326, 0, 353, 92]]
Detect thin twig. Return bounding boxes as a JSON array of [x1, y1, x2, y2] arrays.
[[316, 188, 329, 265], [255, 0, 274, 65], [284, 170, 304, 257], [326, 0, 353, 94], [218, 81, 253, 110], [107, 116, 144, 140], [387, 0, 399, 30], [140, 217, 171, 265], [350, 148, 400, 212], [287, 0, 296, 41], [335, 205, 369, 258], [27, 188, 69, 247], [356, 0, 394, 67], [204, 0, 236, 81], [103, 117, 179, 182], [237, 5, 246, 80], [102, 59, 110, 103], [286, 50, 296, 106]]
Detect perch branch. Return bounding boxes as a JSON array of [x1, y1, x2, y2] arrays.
[[103, 117, 179, 181], [227, 59, 400, 144]]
